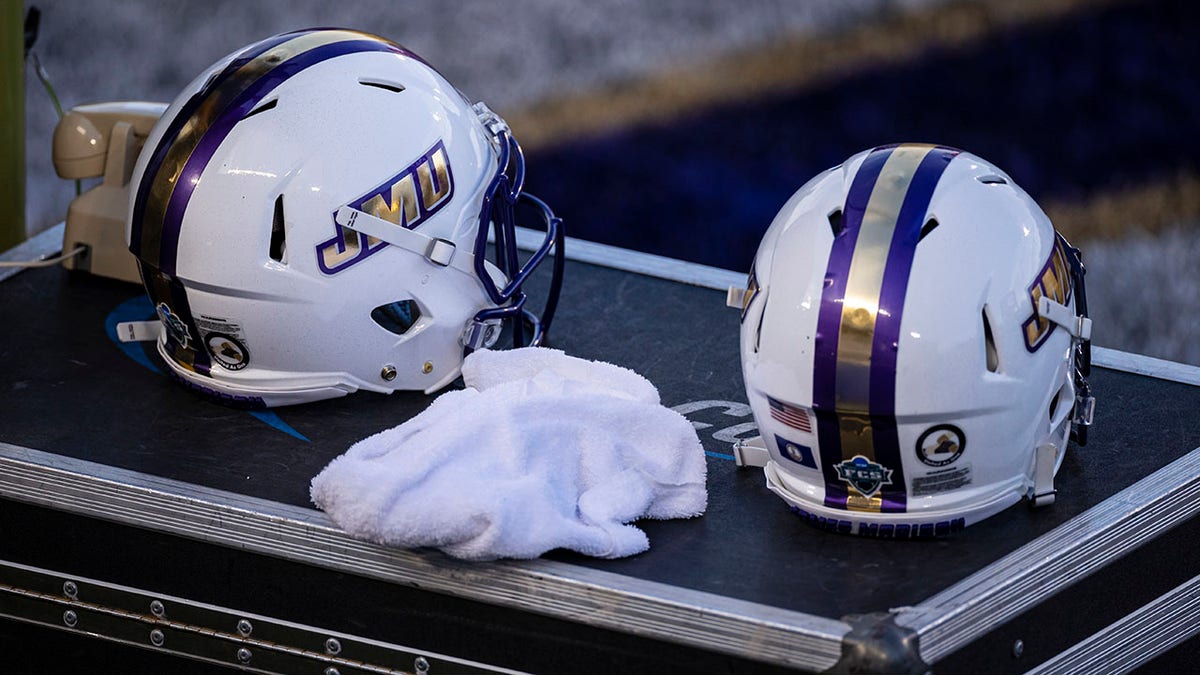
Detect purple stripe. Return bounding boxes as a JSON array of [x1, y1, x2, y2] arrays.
[[129, 29, 309, 262], [144, 265, 212, 375], [869, 147, 958, 512], [813, 146, 893, 510], [172, 275, 212, 375], [157, 38, 405, 275]]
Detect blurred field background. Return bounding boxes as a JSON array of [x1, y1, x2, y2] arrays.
[[18, 0, 1200, 364]]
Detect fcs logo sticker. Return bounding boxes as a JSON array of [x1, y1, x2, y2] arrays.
[[317, 140, 454, 275], [835, 455, 893, 498], [156, 303, 191, 348], [1022, 236, 1073, 352]]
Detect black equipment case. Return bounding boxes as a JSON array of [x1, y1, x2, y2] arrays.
[[1, 225, 1198, 674]]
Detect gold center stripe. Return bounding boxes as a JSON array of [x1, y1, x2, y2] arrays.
[[140, 30, 378, 265], [835, 145, 933, 488]]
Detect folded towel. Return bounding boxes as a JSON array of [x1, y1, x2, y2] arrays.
[[310, 348, 707, 560]]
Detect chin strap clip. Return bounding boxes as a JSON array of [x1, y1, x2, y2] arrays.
[[461, 318, 502, 350], [1074, 383, 1096, 427], [1038, 296, 1092, 341], [733, 435, 771, 468], [472, 101, 510, 139]]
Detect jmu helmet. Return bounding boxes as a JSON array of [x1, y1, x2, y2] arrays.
[[729, 144, 1093, 537], [125, 29, 564, 407]]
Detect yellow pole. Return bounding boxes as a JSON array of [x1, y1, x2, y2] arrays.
[[0, 0, 24, 249]]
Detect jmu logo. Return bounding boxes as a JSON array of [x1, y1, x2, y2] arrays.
[[835, 455, 893, 498], [1021, 238, 1073, 352], [317, 140, 454, 275]]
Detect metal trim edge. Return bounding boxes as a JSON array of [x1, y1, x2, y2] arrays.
[[896, 447, 1200, 664], [1025, 573, 1200, 675], [0, 558, 524, 674], [0, 443, 848, 671]]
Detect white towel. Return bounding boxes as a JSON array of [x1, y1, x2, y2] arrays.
[[310, 348, 707, 560]]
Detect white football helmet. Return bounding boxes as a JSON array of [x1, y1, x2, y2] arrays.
[[729, 144, 1093, 537], [125, 29, 563, 407]]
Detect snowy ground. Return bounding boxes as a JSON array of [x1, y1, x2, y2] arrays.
[[18, 0, 1199, 364]]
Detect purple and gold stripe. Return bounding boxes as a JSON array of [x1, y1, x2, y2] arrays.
[[812, 144, 959, 513], [129, 29, 418, 276], [145, 267, 211, 375]]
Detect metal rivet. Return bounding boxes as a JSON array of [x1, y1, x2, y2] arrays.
[[150, 600, 165, 617], [63, 581, 78, 598], [237, 619, 253, 636], [415, 656, 430, 674], [381, 365, 397, 382], [422, 361, 433, 374], [324, 669, 341, 675], [1012, 639, 1025, 658], [63, 610, 78, 628], [325, 637, 342, 655], [237, 648, 252, 664], [150, 629, 165, 647]]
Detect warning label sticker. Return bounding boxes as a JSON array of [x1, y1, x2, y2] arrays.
[[912, 465, 972, 496]]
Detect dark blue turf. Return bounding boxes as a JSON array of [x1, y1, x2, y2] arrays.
[[527, 0, 1199, 271]]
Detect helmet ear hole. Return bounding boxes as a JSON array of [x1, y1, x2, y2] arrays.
[[372, 300, 422, 335], [982, 306, 1000, 373]]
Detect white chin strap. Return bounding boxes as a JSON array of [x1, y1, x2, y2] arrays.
[[732, 435, 771, 468], [1038, 296, 1092, 341], [1031, 442, 1059, 507], [335, 206, 509, 351], [334, 206, 503, 280], [115, 319, 163, 343]]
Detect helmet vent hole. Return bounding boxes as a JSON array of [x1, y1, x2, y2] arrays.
[[1049, 381, 1073, 427], [828, 209, 843, 237], [978, 174, 1008, 185], [359, 78, 405, 93], [372, 300, 422, 336], [269, 195, 287, 263], [243, 98, 278, 120], [982, 307, 999, 372], [919, 217, 940, 242]]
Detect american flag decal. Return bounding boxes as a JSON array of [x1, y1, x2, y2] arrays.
[[768, 397, 812, 433]]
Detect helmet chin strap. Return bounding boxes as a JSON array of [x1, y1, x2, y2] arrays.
[[732, 435, 771, 468], [333, 205, 515, 352], [333, 206, 502, 280], [1030, 442, 1059, 507]]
